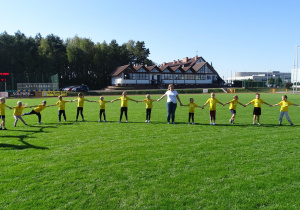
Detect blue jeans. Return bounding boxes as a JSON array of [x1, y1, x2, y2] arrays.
[[167, 102, 177, 123]]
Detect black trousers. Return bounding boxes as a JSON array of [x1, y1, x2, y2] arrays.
[[120, 107, 128, 121], [146, 108, 152, 120], [24, 110, 41, 122], [58, 110, 66, 121], [189, 113, 194, 123], [76, 107, 84, 120], [100, 109, 106, 121]]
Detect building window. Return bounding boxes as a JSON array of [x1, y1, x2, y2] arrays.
[[128, 73, 135, 79], [196, 75, 206, 80], [199, 67, 205, 73], [136, 73, 149, 80], [185, 74, 195, 80]]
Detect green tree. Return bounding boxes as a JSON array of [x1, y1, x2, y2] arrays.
[[275, 77, 282, 86]]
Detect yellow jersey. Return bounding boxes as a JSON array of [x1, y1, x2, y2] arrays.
[[75, 97, 85, 107], [0, 103, 8, 115], [13, 106, 26, 116], [120, 96, 130, 107], [34, 104, 47, 113], [278, 100, 292, 112], [206, 98, 220, 111], [143, 99, 153, 109], [56, 100, 67, 110], [98, 100, 106, 109], [250, 99, 265, 108], [187, 102, 198, 113], [229, 99, 239, 110]]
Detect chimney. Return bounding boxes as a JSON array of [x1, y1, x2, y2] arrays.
[[195, 56, 198, 61], [163, 62, 166, 66], [177, 59, 180, 63], [183, 57, 188, 63], [173, 60, 176, 64]]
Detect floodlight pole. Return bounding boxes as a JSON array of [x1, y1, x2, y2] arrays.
[[293, 46, 300, 94]]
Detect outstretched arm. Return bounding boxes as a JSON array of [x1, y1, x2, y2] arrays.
[[223, 101, 230, 106], [271, 103, 279, 107], [202, 102, 208, 109], [238, 102, 246, 107], [157, 94, 167, 102], [264, 102, 272, 106], [111, 98, 120, 103], [130, 99, 139, 103], [218, 101, 224, 106]]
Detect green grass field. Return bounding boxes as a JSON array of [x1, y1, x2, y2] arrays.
[[1, 93, 300, 209]]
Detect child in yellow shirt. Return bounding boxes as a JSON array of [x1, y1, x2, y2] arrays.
[[137, 94, 158, 123], [13, 101, 29, 127], [0, 97, 13, 130], [56, 95, 73, 122], [245, 93, 271, 125], [72, 92, 92, 122], [181, 98, 203, 125], [223, 95, 246, 124], [22, 101, 55, 124], [202, 92, 223, 125], [111, 91, 138, 123], [272, 95, 299, 125], [91, 96, 111, 122]]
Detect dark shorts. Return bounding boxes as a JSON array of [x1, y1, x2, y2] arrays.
[[230, 109, 236, 114], [210, 110, 216, 118], [0, 115, 5, 119], [253, 107, 261, 115]]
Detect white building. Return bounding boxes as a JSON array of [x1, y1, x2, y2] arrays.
[[228, 71, 291, 83], [110, 56, 224, 87]]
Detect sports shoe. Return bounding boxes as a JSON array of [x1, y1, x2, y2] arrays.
[[291, 123, 294, 126], [167, 122, 170, 124], [98, 120, 101, 122], [75, 119, 78, 122], [38, 122, 41, 125], [118, 121, 121, 123], [257, 123, 261, 125], [145, 120, 148, 123], [103, 120, 106, 122], [213, 123, 216, 125], [172, 122, 175, 124], [58, 120, 61, 122], [148, 120, 150, 123], [126, 120, 128, 123], [2, 128, 7, 130], [210, 122, 213, 125], [188, 122, 190, 125], [0, 127, 2, 130], [253, 122, 255, 125], [192, 122, 195, 125]]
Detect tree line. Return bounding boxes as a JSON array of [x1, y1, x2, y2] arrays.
[[0, 31, 154, 90]]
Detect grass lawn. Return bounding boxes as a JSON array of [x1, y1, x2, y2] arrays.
[[1, 92, 300, 209]]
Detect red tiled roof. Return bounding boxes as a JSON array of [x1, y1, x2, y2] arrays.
[[110, 64, 131, 76]]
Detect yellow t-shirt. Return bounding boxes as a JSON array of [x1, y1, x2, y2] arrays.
[[34, 104, 47, 113], [120, 96, 130, 107], [56, 100, 67, 110], [229, 99, 239, 110], [206, 98, 220, 111], [143, 99, 153, 109], [13, 106, 26, 116], [98, 100, 106, 109], [75, 97, 85, 107], [250, 99, 265, 108], [0, 103, 8, 115], [187, 102, 198, 113], [278, 100, 292, 112]]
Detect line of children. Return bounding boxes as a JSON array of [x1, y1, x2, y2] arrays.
[[2, 92, 300, 128]]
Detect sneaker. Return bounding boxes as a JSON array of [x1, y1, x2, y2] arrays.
[[257, 123, 261, 125], [2, 128, 7, 130], [38, 122, 41, 125], [167, 122, 170, 124], [291, 123, 294, 126], [213, 123, 216, 125], [118, 121, 121, 123], [229, 119, 232, 124], [279, 123, 282, 126], [145, 120, 148, 123], [75, 119, 78, 122], [210, 122, 213, 125], [126, 120, 128, 123], [21, 114, 24, 116], [188, 122, 190, 124], [82, 119, 85, 122], [192, 122, 195, 125], [64, 120, 66, 122], [253, 122, 255, 125], [58, 120, 61, 122], [0, 127, 2, 130], [172, 122, 175, 124], [98, 120, 101, 122], [148, 120, 150, 123], [103, 120, 106, 122]]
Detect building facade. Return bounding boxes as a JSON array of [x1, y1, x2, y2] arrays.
[[110, 56, 223, 87], [228, 71, 291, 83]]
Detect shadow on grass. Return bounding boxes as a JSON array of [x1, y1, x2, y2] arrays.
[[0, 135, 49, 150]]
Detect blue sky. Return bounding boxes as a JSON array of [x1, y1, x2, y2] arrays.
[[1, 0, 299, 81]]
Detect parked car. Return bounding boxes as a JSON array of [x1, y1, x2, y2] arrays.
[[72, 85, 89, 92]]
